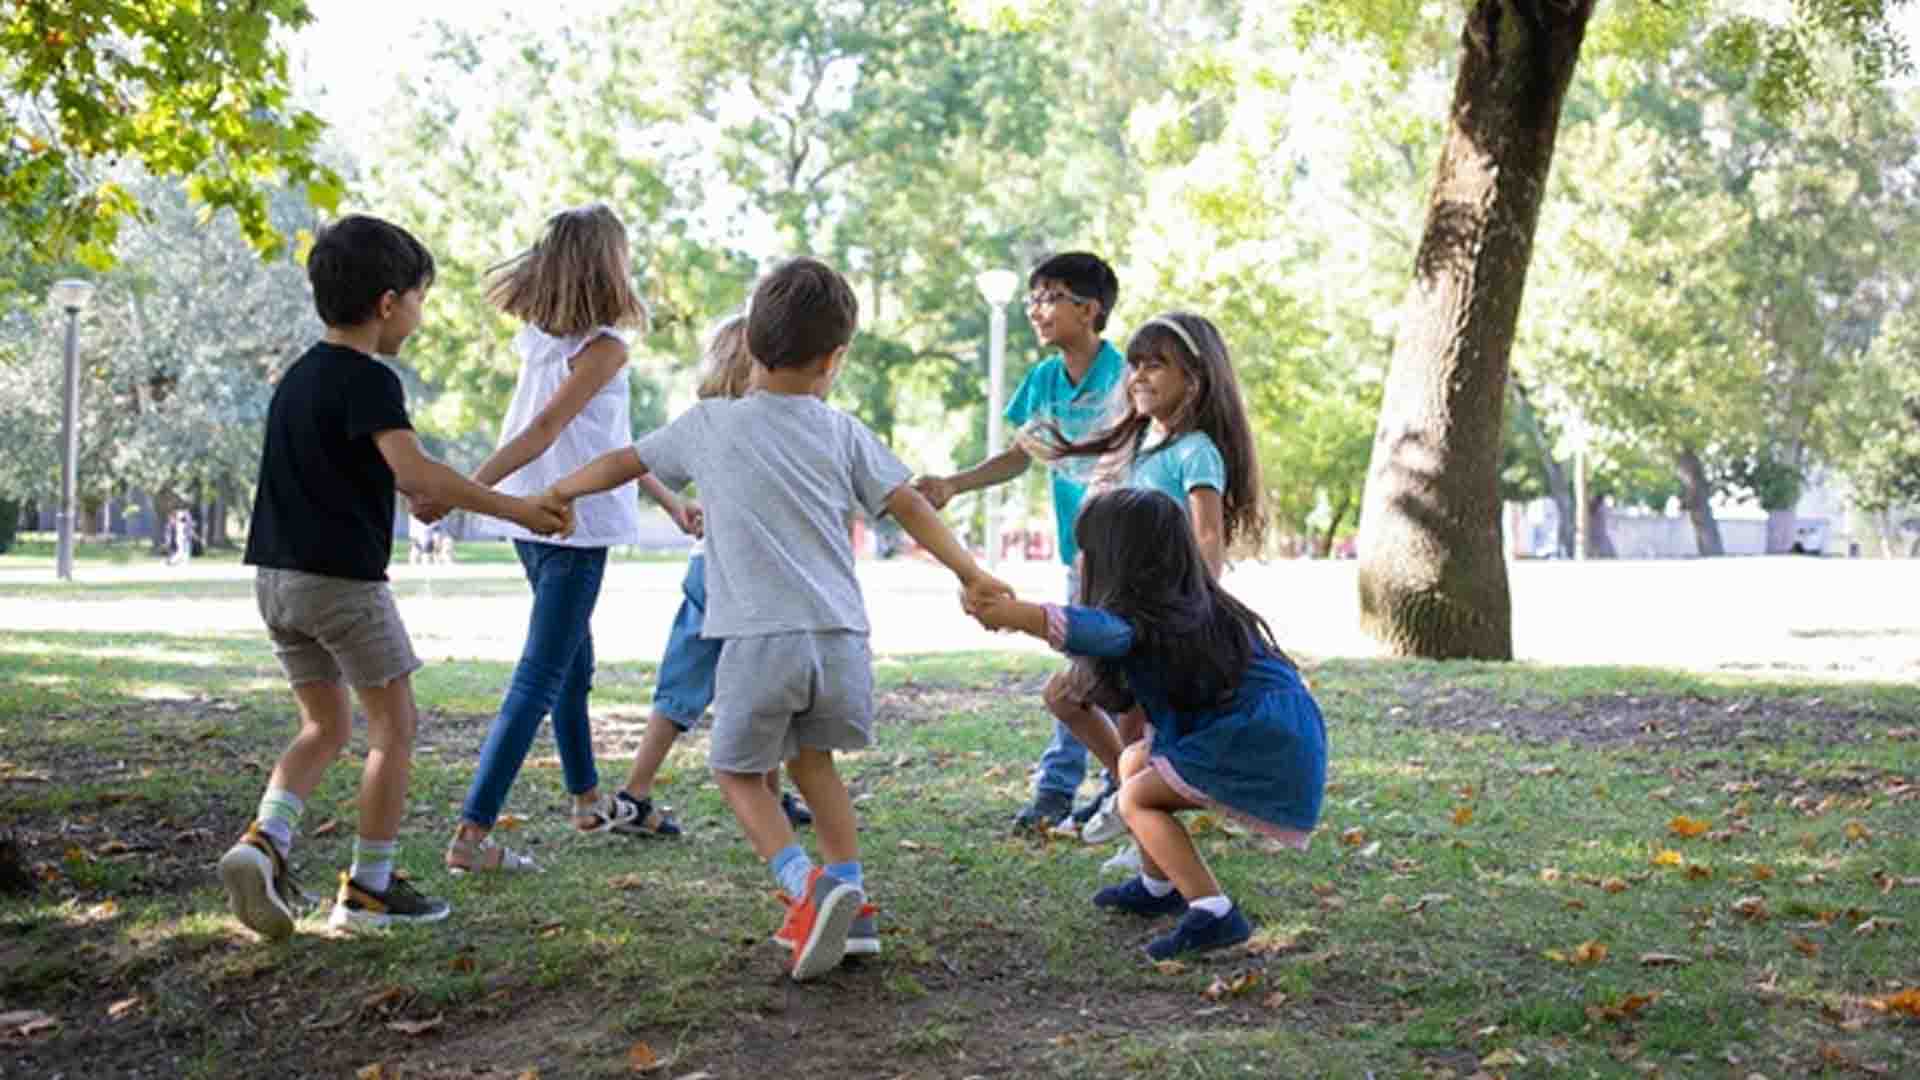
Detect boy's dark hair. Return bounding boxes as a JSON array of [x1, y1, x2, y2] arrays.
[[1029, 251, 1119, 331], [747, 256, 859, 370], [1074, 488, 1292, 710], [307, 215, 436, 328]]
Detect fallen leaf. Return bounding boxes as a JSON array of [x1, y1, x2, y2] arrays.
[[388, 1015, 443, 1036], [312, 818, 339, 837], [607, 873, 647, 890], [1639, 952, 1691, 967], [1480, 1048, 1526, 1068], [1153, 960, 1187, 976], [1340, 827, 1367, 847], [1262, 991, 1288, 1009], [360, 987, 409, 1014], [106, 997, 140, 1020], [1539, 867, 1562, 883], [448, 955, 476, 974], [538, 921, 567, 939], [1685, 864, 1714, 881], [1853, 917, 1903, 937], [628, 1040, 664, 1073], [1750, 864, 1776, 881], [1588, 990, 1662, 1022], [496, 814, 525, 831], [1845, 820, 1872, 843], [1668, 816, 1711, 838], [1407, 893, 1453, 914], [1651, 849, 1684, 867], [1601, 877, 1630, 894], [0, 1010, 57, 1036], [357, 1066, 392, 1080], [1451, 805, 1475, 827], [1733, 896, 1770, 922], [1573, 940, 1609, 965], [1789, 935, 1821, 958], [1867, 988, 1920, 1019]]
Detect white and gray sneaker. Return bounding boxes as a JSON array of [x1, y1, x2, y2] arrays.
[[1080, 791, 1128, 845], [1101, 841, 1144, 875]]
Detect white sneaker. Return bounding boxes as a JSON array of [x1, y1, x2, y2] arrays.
[[1101, 841, 1142, 875], [1080, 791, 1127, 845]]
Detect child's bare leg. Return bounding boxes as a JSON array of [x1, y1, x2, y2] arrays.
[[1118, 767, 1218, 901], [715, 768, 794, 859], [763, 768, 781, 797], [268, 681, 354, 800], [1042, 671, 1124, 776], [1115, 705, 1146, 749], [783, 749, 854, 866], [621, 710, 683, 798], [351, 676, 420, 844]]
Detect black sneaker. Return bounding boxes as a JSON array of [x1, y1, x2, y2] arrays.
[[1093, 876, 1188, 917], [609, 791, 682, 838], [1145, 905, 1253, 960], [1011, 789, 1074, 833], [781, 792, 814, 829], [326, 872, 450, 930], [219, 823, 306, 941]]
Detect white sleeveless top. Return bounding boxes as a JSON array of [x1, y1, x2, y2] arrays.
[[493, 325, 641, 548]]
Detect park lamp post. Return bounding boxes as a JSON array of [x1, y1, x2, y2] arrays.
[[974, 268, 1020, 567], [49, 277, 95, 582]]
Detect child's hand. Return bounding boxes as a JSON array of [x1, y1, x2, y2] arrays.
[[409, 494, 450, 524], [962, 573, 1014, 612], [525, 493, 573, 538], [671, 500, 704, 539], [911, 475, 955, 510], [968, 593, 1024, 632]]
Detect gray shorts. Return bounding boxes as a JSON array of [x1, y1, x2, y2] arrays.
[[709, 631, 873, 774], [255, 568, 423, 689]]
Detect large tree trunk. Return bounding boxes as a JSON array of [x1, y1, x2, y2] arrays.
[[1356, 1, 1595, 659], [1676, 447, 1725, 557]]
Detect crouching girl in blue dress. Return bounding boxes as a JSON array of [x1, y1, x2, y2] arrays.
[[968, 487, 1326, 959]]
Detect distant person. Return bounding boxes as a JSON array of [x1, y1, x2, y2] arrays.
[[549, 256, 1012, 980], [439, 204, 699, 875], [608, 313, 816, 848], [913, 252, 1125, 833], [968, 488, 1325, 959], [407, 517, 440, 565], [166, 509, 197, 566], [219, 214, 568, 941]]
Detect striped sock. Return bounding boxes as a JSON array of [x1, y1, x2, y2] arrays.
[[350, 838, 399, 894], [254, 788, 303, 856], [770, 844, 813, 897]]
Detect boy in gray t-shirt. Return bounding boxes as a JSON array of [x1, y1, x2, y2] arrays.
[[552, 256, 1010, 981]]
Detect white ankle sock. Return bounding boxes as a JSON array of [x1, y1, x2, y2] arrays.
[[1189, 894, 1232, 918], [1139, 873, 1175, 898]]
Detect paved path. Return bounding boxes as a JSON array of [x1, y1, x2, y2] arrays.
[[2, 556, 1915, 680]]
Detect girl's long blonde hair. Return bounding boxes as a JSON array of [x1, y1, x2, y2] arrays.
[[695, 314, 754, 400], [485, 204, 648, 336]]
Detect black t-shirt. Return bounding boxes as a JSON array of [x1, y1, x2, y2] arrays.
[[244, 342, 413, 581]]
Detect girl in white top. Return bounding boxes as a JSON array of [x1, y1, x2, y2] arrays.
[[445, 204, 697, 873]]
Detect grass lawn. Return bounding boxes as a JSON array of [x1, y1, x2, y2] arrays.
[[1, 625, 1916, 1078]]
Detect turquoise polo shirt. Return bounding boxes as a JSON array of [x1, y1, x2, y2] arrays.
[[1129, 429, 1227, 508], [1004, 340, 1125, 565]]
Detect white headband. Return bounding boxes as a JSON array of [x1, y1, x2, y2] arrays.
[[1140, 315, 1201, 361]]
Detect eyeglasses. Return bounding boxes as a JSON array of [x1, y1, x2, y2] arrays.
[[1025, 289, 1089, 309]]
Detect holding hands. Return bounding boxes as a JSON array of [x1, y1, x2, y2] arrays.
[[518, 492, 573, 538], [668, 498, 705, 540], [911, 475, 956, 510]]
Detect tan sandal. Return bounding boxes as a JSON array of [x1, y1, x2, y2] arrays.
[[444, 834, 539, 874]]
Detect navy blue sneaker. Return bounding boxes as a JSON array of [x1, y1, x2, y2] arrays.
[[1145, 905, 1253, 960], [1093, 877, 1188, 917]]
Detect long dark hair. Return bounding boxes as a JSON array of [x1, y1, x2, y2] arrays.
[[1074, 488, 1291, 710], [1042, 312, 1266, 555]]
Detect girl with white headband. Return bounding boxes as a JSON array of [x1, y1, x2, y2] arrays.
[[1030, 310, 1267, 858]]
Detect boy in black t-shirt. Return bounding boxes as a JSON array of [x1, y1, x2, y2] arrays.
[[220, 215, 569, 939]]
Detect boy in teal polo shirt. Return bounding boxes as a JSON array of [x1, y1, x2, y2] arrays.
[[914, 252, 1124, 831]]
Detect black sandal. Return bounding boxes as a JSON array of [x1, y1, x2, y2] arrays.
[[607, 791, 682, 838]]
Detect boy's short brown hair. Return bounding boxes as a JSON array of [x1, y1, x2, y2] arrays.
[[747, 256, 858, 370]]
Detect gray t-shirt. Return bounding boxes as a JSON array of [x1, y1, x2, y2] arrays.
[[634, 391, 911, 638]]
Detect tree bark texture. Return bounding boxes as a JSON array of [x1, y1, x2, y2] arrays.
[[1586, 492, 1615, 559], [1357, 0, 1595, 659], [1677, 447, 1725, 557]]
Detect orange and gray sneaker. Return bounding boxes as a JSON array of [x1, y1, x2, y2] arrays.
[[776, 897, 881, 959], [218, 822, 308, 941], [325, 871, 450, 931], [772, 868, 862, 981]]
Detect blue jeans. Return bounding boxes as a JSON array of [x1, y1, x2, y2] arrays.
[[1034, 565, 1089, 799], [460, 541, 608, 828]]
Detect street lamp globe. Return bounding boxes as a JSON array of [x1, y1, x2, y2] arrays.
[[49, 278, 96, 313], [974, 268, 1019, 307]]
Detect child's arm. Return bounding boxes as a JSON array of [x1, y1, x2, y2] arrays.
[[972, 595, 1136, 659], [638, 474, 702, 537], [373, 429, 567, 535], [550, 446, 650, 502], [1188, 487, 1226, 578], [473, 338, 629, 488], [913, 444, 1032, 510], [884, 483, 1012, 605], [969, 595, 1050, 639]]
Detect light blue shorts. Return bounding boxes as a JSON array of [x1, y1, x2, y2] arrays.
[[654, 555, 720, 730]]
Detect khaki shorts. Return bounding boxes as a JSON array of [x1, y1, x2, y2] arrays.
[[709, 631, 873, 774], [255, 568, 422, 689]]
